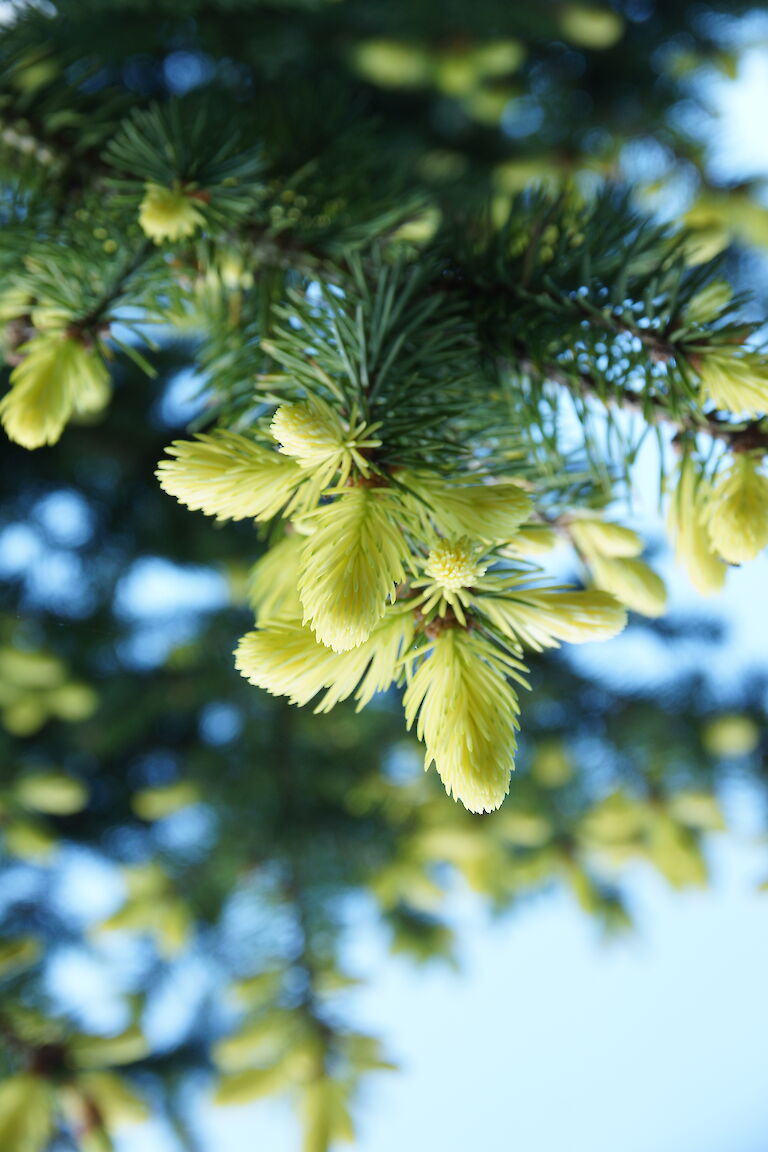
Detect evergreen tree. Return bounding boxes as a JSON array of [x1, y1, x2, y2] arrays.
[[1, 2, 767, 1149]]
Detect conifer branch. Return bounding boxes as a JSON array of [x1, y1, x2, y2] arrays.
[[515, 349, 768, 452]]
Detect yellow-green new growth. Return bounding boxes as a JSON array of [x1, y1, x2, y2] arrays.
[[404, 628, 522, 814], [298, 487, 407, 651], [139, 182, 205, 243], [248, 533, 304, 623], [476, 587, 627, 651], [706, 453, 768, 564], [0, 1074, 54, 1152], [270, 396, 381, 489], [500, 522, 558, 557], [567, 513, 667, 617], [401, 471, 532, 543], [0, 332, 109, 449], [588, 555, 667, 617], [424, 537, 486, 591], [667, 456, 726, 595], [156, 430, 303, 521], [696, 348, 768, 414], [417, 537, 488, 624], [61, 1070, 149, 1129], [568, 515, 643, 558], [685, 280, 732, 326], [235, 609, 414, 712]]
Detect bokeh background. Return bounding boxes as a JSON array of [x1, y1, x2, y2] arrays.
[[2, 3, 768, 1150]]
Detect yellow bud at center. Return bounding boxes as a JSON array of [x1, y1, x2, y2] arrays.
[[270, 401, 343, 464], [139, 183, 204, 243], [424, 538, 486, 591]]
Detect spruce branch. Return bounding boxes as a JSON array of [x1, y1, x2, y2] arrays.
[[74, 240, 154, 332], [513, 345, 768, 453]]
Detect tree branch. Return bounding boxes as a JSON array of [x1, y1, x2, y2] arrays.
[[514, 349, 768, 453]]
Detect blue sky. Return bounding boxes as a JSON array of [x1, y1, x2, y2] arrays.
[[147, 821, 768, 1152], [350, 834, 768, 1152]]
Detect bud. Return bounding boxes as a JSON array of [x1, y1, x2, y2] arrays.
[[270, 398, 346, 466], [248, 533, 304, 624], [401, 470, 531, 544], [156, 431, 303, 522], [424, 537, 487, 592], [696, 347, 768, 414], [404, 629, 519, 814], [706, 453, 768, 564], [668, 791, 724, 831], [0, 1074, 54, 1152], [389, 204, 441, 246], [298, 488, 406, 651], [270, 397, 380, 487], [71, 1024, 148, 1069], [681, 211, 729, 265], [531, 740, 573, 788], [500, 523, 557, 556], [477, 586, 626, 649], [666, 456, 726, 595], [470, 40, 525, 78], [702, 712, 760, 758], [213, 1063, 299, 1107], [132, 781, 200, 821], [138, 182, 205, 243], [15, 772, 88, 815], [435, 49, 478, 96], [351, 39, 432, 88], [569, 515, 644, 558], [0, 332, 109, 449], [63, 1071, 149, 1127], [236, 610, 413, 713], [418, 536, 489, 625], [686, 280, 732, 326], [589, 555, 667, 617], [559, 4, 624, 49]]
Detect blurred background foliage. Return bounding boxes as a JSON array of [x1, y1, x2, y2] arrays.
[[2, 0, 768, 1150]]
